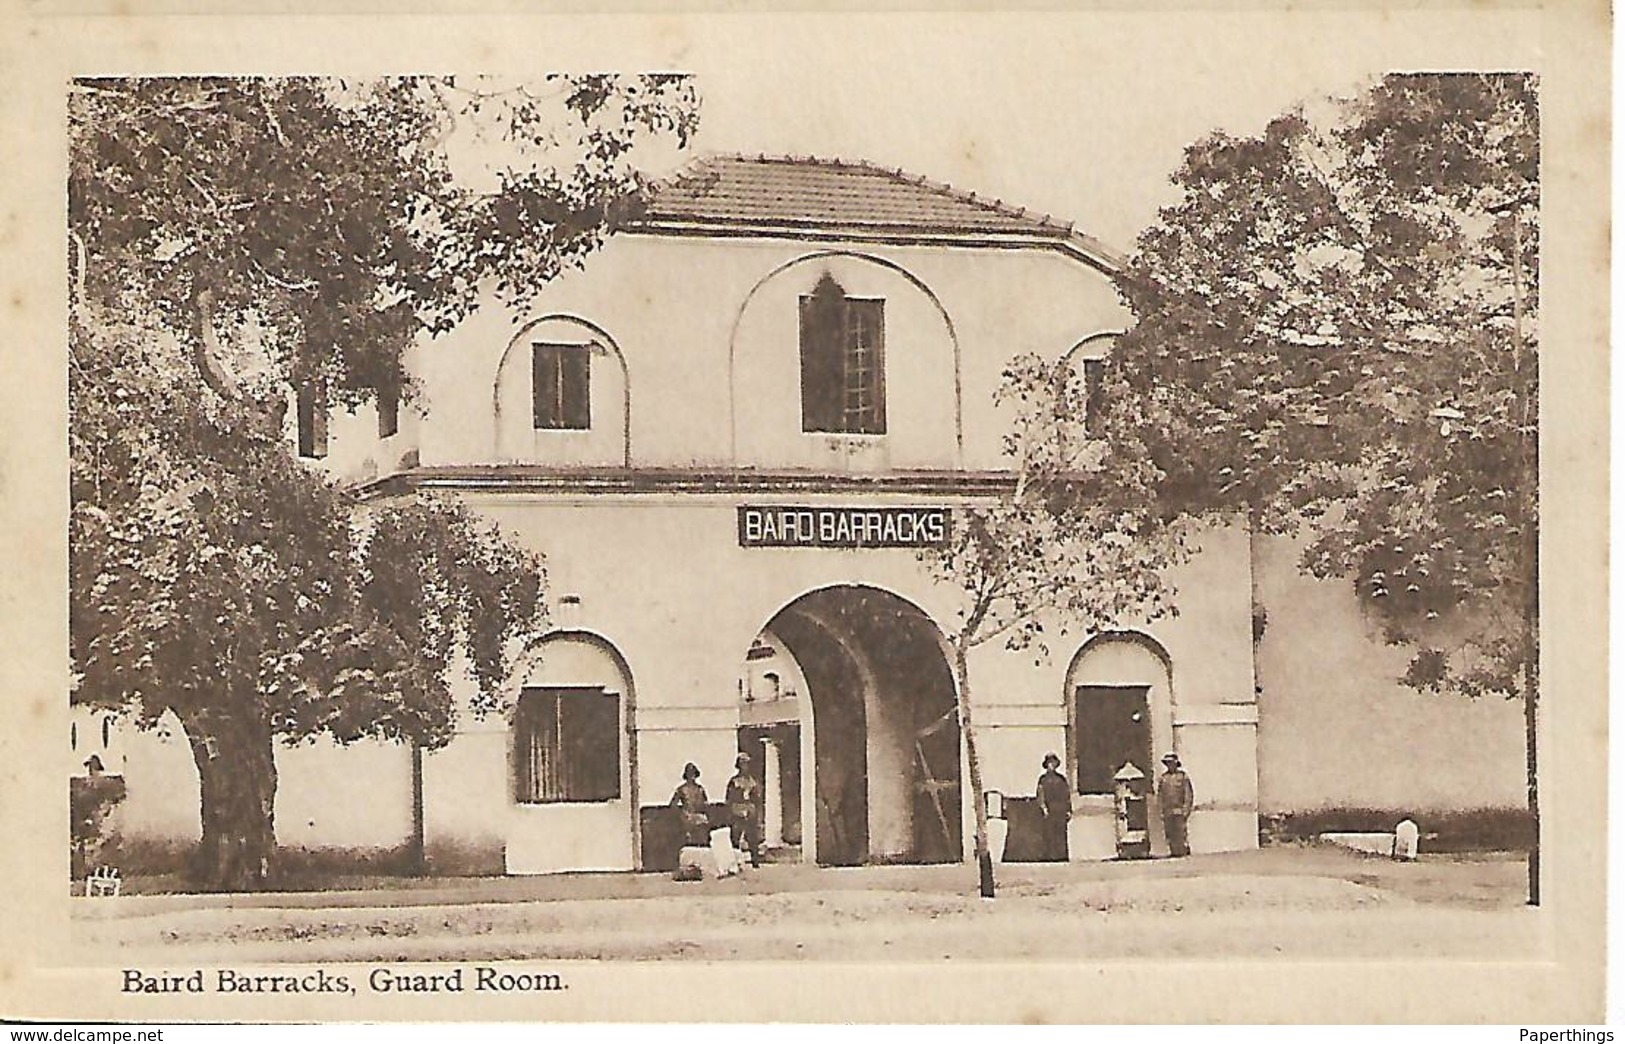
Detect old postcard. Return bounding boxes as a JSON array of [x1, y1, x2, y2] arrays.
[[0, 0, 1609, 1025]]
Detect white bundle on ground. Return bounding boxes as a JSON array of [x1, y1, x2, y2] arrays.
[[711, 827, 743, 878], [674, 845, 716, 881]]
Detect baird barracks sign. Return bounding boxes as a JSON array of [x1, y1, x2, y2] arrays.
[[737, 505, 952, 549]]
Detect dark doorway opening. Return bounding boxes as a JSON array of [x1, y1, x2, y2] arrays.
[[1074, 685, 1153, 795], [738, 722, 802, 848], [753, 586, 962, 866]]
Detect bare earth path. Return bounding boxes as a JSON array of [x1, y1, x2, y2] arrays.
[[71, 847, 1544, 963]]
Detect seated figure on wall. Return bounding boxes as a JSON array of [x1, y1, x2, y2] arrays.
[[670, 762, 712, 848]]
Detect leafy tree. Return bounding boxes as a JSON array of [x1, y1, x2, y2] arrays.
[[1105, 73, 1539, 894], [68, 76, 699, 889], [923, 355, 1181, 897]]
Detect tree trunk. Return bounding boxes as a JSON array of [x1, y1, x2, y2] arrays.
[[180, 708, 279, 892], [1508, 203, 1539, 908], [953, 641, 995, 898]]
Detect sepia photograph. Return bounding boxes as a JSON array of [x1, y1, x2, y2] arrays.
[[0, 0, 1609, 1027]]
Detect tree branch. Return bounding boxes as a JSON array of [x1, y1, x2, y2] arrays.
[[191, 288, 239, 402]]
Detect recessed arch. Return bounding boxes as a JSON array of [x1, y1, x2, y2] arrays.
[[743, 582, 962, 866], [505, 627, 640, 871], [1066, 629, 1174, 673], [1064, 630, 1175, 801], [755, 580, 960, 669], [493, 314, 633, 467], [727, 251, 964, 466], [515, 626, 638, 693], [1059, 329, 1126, 365]]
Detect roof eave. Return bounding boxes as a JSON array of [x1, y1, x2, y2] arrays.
[[618, 216, 1125, 277]]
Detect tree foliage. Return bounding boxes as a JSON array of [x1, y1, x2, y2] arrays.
[[922, 354, 1183, 894], [1108, 72, 1538, 700], [68, 76, 699, 888]]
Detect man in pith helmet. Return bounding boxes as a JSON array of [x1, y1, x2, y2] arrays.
[[1157, 752, 1195, 858], [725, 752, 763, 868]]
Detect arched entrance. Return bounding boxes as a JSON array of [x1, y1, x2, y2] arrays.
[[1063, 631, 1174, 860], [737, 585, 962, 866]]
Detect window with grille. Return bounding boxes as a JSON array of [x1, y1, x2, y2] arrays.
[[532, 342, 591, 430], [514, 687, 621, 804], [799, 274, 886, 435]]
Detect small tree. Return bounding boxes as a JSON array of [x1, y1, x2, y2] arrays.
[[922, 355, 1181, 897]]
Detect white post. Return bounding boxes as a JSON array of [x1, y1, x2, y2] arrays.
[[762, 739, 784, 848]]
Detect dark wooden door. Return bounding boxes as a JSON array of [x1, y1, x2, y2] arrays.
[[1074, 685, 1153, 795]]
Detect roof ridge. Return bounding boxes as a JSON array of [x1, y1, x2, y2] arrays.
[[642, 151, 1122, 271]]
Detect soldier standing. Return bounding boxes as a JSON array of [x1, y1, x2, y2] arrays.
[[1157, 752, 1195, 857], [725, 752, 763, 868]]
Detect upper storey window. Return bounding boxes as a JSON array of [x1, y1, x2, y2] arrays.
[[296, 382, 328, 459], [1082, 357, 1106, 436], [377, 381, 400, 439], [799, 273, 885, 435], [532, 342, 591, 431]]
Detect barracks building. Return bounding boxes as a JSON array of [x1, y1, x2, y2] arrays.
[[76, 155, 1527, 874]]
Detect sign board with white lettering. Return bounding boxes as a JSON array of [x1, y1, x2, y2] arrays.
[[737, 505, 952, 549]]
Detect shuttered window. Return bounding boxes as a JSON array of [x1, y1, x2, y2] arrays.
[[532, 342, 591, 430], [514, 687, 621, 803], [800, 274, 885, 435], [377, 381, 400, 438], [1083, 357, 1106, 436], [296, 382, 328, 459]]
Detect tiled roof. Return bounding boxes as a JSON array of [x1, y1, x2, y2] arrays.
[[633, 154, 1123, 273]]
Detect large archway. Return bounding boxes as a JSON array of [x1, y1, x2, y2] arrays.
[[737, 585, 962, 866]]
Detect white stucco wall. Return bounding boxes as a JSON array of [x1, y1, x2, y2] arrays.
[[321, 232, 1126, 481], [1253, 534, 1525, 812], [114, 717, 415, 854], [276, 737, 414, 851], [422, 631, 638, 874]]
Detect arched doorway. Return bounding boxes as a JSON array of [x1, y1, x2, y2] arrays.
[[738, 585, 962, 866], [1063, 631, 1174, 859]]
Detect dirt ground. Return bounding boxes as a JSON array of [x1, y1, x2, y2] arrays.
[[71, 845, 1545, 963]]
